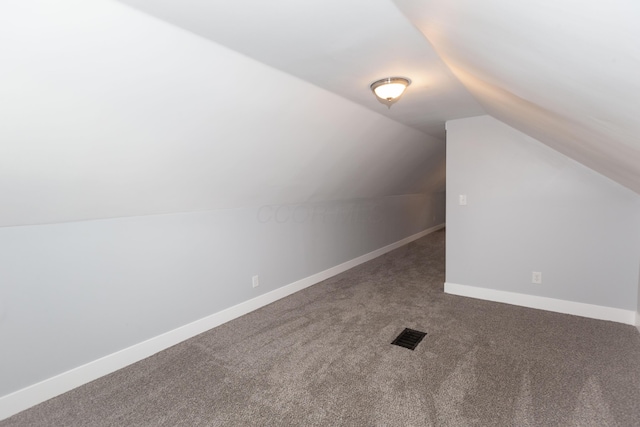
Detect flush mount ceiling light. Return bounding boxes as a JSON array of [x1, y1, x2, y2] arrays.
[[370, 77, 411, 108]]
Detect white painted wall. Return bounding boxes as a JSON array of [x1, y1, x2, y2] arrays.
[[446, 116, 640, 312]]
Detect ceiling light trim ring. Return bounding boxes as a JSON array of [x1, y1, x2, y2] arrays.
[[370, 77, 412, 102]]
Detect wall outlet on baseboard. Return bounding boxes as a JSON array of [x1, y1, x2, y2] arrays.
[[252, 275, 260, 288], [531, 271, 542, 284]]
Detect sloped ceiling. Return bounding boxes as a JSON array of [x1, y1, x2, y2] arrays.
[[394, 0, 640, 194], [2, 0, 638, 227], [0, 0, 447, 227], [115, 0, 484, 139], [118, 0, 640, 194]]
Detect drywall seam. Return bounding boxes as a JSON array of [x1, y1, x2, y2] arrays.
[[444, 282, 636, 325], [0, 223, 444, 421]]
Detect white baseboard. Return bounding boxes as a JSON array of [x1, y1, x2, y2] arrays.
[[0, 224, 444, 421], [636, 312, 640, 334], [444, 282, 636, 325]]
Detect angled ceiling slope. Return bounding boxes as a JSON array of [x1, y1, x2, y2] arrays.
[[395, 0, 640, 194], [0, 0, 448, 227], [116, 0, 484, 140]]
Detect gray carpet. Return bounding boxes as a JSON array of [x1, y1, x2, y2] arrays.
[[3, 229, 640, 426]]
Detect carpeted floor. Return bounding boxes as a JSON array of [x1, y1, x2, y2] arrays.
[[3, 229, 640, 426]]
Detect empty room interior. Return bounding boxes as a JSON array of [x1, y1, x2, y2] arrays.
[[1, 0, 640, 425]]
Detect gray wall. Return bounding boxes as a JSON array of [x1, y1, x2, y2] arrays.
[[446, 115, 640, 310], [0, 193, 443, 397], [0, 0, 449, 398]]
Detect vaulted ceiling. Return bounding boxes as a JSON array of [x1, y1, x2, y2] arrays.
[[0, 0, 447, 227], [116, 0, 484, 140], [1, 0, 638, 227], [119, 0, 640, 194], [395, 0, 640, 195]]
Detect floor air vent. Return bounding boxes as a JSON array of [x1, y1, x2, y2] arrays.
[[391, 328, 427, 350]]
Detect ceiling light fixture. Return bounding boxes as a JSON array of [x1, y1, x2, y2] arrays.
[[370, 77, 411, 108]]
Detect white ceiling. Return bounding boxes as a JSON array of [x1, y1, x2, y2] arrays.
[[0, 0, 447, 227], [118, 0, 640, 194], [115, 0, 484, 140], [1, 0, 638, 227], [395, 0, 640, 194]]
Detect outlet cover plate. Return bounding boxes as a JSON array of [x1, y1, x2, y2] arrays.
[[532, 271, 542, 284]]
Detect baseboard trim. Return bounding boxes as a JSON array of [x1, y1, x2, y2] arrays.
[[636, 312, 640, 334], [444, 282, 636, 325], [0, 223, 444, 421]]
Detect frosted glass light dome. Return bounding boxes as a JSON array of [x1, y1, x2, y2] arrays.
[[370, 77, 411, 102]]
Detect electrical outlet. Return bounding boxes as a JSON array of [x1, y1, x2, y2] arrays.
[[252, 275, 260, 288], [531, 271, 542, 284], [459, 194, 467, 205]]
